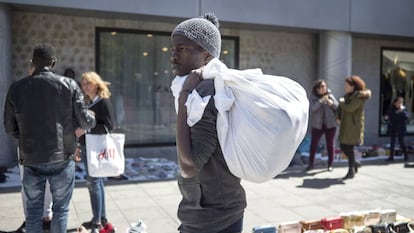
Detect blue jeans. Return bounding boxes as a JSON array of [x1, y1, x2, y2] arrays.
[[23, 160, 75, 233], [81, 146, 106, 224]]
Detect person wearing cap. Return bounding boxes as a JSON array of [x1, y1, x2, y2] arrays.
[[4, 43, 96, 233], [170, 13, 246, 233]]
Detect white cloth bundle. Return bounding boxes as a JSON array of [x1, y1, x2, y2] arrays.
[[172, 58, 309, 183]]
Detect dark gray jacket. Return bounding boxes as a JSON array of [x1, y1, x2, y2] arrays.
[[4, 67, 96, 165], [310, 91, 338, 129]]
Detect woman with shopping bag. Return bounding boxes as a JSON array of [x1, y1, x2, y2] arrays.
[[75, 71, 116, 233]]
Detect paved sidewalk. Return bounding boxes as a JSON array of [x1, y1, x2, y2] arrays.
[[0, 157, 413, 233]]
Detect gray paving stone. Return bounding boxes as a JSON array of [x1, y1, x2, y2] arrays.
[[0, 159, 413, 232]]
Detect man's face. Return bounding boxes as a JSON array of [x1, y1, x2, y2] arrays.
[[170, 35, 207, 76]]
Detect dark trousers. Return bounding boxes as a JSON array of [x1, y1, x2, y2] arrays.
[[390, 129, 407, 160], [309, 126, 337, 167], [340, 144, 355, 171], [217, 218, 243, 233], [179, 217, 243, 233]]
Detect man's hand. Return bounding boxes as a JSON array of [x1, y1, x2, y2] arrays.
[[75, 127, 86, 138], [181, 70, 203, 93]]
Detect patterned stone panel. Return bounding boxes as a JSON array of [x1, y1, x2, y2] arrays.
[[239, 30, 317, 92], [12, 12, 95, 81]]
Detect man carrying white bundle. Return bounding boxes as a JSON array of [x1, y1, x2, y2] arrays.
[[170, 12, 308, 233]]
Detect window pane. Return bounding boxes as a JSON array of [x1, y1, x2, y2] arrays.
[[97, 29, 238, 145], [380, 48, 414, 136]]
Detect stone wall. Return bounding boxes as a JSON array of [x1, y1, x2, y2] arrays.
[[11, 11, 317, 89], [12, 12, 95, 80], [238, 30, 317, 91]]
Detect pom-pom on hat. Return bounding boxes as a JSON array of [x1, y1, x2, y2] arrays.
[[172, 12, 221, 58]]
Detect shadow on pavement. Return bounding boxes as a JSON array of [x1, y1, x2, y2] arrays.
[[296, 177, 345, 189], [275, 157, 409, 180]]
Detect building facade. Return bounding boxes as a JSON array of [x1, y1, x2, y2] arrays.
[[1, 0, 414, 164]]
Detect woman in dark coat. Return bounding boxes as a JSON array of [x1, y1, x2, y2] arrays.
[[337, 75, 371, 180], [75, 72, 115, 233]]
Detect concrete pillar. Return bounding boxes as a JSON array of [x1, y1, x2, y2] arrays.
[[318, 31, 352, 98], [0, 3, 17, 167]]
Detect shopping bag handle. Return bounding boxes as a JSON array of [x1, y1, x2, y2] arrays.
[[104, 125, 110, 134], [103, 126, 116, 140]]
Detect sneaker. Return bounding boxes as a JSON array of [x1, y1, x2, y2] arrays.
[[101, 217, 108, 226], [128, 220, 147, 233], [16, 221, 26, 233], [81, 220, 94, 229], [82, 218, 108, 229], [91, 223, 102, 233]]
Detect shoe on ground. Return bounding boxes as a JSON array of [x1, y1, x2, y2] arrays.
[[82, 217, 108, 229], [128, 220, 147, 233], [305, 165, 314, 171], [101, 217, 108, 226], [16, 221, 26, 233], [404, 162, 414, 168], [82, 220, 94, 229], [108, 174, 129, 181], [327, 166, 333, 172], [91, 223, 102, 233], [342, 172, 354, 180]]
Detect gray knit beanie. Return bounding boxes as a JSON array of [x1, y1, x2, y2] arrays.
[[172, 13, 221, 58]]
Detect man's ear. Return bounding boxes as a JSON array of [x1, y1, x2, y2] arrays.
[[51, 58, 57, 68], [203, 51, 212, 64]]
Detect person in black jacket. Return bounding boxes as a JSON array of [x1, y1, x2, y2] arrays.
[[384, 96, 409, 162], [3, 43, 96, 233], [75, 71, 115, 233]]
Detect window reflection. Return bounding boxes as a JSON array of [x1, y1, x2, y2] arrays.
[[97, 28, 238, 145], [380, 48, 414, 136]]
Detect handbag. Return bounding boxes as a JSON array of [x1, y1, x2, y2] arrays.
[[252, 225, 277, 233], [300, 219, 323, 231], [341, 212, 364, 230], [321, 217, 343, 230], [85, 128, 125, 177], [364, 211, 381, 226], [369, 223, 392, 233], [278, 221, 302, 233], [391, 222, 412, 233], [379, 209, 397, 224]]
